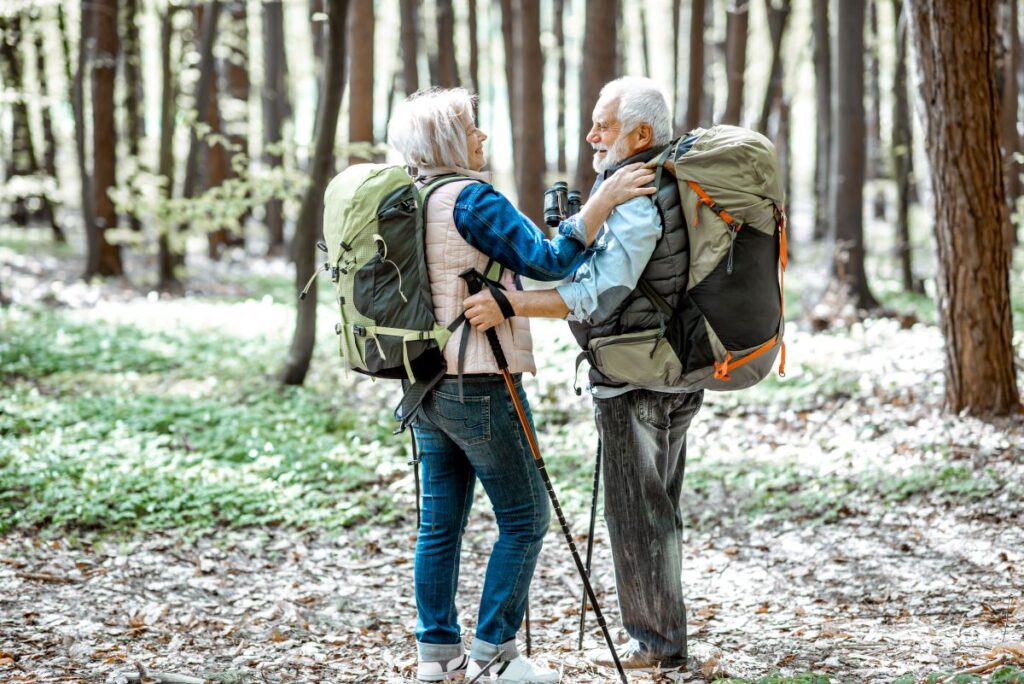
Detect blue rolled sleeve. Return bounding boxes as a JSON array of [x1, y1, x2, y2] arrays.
[[453, 183, 589, 281]]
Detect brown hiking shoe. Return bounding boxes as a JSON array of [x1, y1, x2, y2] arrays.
[[586, 639, 687, 671]]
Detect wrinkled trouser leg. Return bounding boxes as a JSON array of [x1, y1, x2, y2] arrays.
[[594, 389, 704, 660]]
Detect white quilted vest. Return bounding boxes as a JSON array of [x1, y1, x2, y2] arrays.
[[420, 177, 536, 377]]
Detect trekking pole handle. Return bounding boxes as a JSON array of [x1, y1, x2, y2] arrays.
[[460, 269, 509, 371]]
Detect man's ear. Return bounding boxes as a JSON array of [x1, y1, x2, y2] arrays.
[[635, 123, 654, 148]]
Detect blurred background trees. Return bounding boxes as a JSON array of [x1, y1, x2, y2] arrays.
[[0, 0, 1020, 415]]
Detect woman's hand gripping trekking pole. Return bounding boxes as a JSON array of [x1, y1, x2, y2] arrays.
[[459, 268, 629, 684]]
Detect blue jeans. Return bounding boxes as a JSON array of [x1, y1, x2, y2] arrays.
[[412, 374, 550, 657], [594, 388, 704, 660]]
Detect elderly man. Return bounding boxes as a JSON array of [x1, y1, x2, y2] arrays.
[[464, 76, 700, 671]]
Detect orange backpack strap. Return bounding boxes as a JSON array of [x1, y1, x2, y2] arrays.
[[687, 180, 743, 233]]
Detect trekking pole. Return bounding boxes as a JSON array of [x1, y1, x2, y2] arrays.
[[577, 438, 602, 650], [460, 269, 628, 684]]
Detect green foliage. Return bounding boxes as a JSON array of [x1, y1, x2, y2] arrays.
[[992, 667, 1024, 684], [715, 673, 833, 684]]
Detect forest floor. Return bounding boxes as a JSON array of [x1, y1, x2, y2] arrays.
[[1, 225, 1024, 684]]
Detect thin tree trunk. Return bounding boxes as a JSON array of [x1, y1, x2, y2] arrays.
[[826, 0, 877, 310], [263, 0, 288, 254], [399, 0, 419, 95], [778, 95, 793, 259], [867, 0, 886, 219], [638, 1, 651, 76], [686, 0, 707, 132], [436, 0, 458, 87], [123, 0, 143, 232], [512, 0, 545, 228], [348, 0, 374, 165], [311, 0, 324, 111], [812, 0, 831, 239], [891, 0, 917, 293], [701, 0, 716, 125], [908, 0, 1021, 416], [72, 0, 98, 263], [0, 17, 36, 228], [33, 18, 65, 242], [672, 0, 682, 128], [281, 0, 350, 386], [555, 0, 567, 174], [181, 2, 222, 203], [88, 0, 124, 277], [758, 0, 791, 135], [157, 9, 180, 292], [575, 0, 617, 196], [468, 0, 479, 97], [500, 0, 522, 183], [723, 2, 749, 126], [999, 0, 1021, 247]]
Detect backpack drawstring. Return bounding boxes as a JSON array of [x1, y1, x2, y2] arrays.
[[373, 234, 408, 303]]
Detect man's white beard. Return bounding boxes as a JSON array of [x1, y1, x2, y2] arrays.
[[592, 135, 632, 174]]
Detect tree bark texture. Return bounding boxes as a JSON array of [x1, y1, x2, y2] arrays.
[[812, 0, 831, 239], [348, 0, 374, 164], [399, 0, 419, 94], [555, 0, 567, 174], [512, 0, 545, 229], [123, 0, 144, 233], [32, 17, 65, 241], [908, 0, 1021, 416], [89, 0, 124, 277], [158, 9, 180, 291], [181, 1, 222, 204], [73, 0, 98, 263], [827, 0, 877, 309], [723, 2, 749, 126], [999, 0, 1021, 245], [263, 0, 289, 253], [436, 0, 458, 87], [758, 0, 791, 135], [685, 0, 707, 132], [575, 0, 617, 197], [0, 17, 40, 227], [281, 0, 350, 386], [499, 0, 522, 184], [867, 0, 886, 220], [891, 0, 917, 293]]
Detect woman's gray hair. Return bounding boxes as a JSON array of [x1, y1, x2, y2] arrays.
[[387, 87, 476, 171], [599, 76, 673, 146]]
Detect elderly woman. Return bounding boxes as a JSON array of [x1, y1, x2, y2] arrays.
[[387, 88, 654, 683]]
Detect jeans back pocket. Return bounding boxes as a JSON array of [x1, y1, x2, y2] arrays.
[[426, 390, 492, 447]]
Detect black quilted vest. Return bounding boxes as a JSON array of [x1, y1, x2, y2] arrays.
[[568, 143, 688, 388]]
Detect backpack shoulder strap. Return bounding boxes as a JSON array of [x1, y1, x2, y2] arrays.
[[418, 174, 480, 228]]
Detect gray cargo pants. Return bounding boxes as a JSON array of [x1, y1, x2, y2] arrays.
[[593, 388, 704, 660]]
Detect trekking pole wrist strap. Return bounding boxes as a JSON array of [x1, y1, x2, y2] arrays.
[[486, 280, 516, 320]]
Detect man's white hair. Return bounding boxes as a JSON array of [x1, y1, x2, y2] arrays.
[[599, 76, 673, 147], [388, 87, 475, 170]]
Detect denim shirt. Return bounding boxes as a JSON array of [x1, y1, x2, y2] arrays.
[[453, 183, 590, 281]]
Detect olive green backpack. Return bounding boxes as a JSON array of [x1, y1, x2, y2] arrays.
[[306, 164, 476, 427], [586, 125, 789, 391]]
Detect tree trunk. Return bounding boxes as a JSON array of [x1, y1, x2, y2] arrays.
[[701, 0, 716, 126], [866, 0, 886, 219], [311, 0, 325, 111], [638, 1, 651, 77], [0, 17, 38, 228], [908, 0, 1021, 416], [399, 0, 419, 95], [263, 0, 289, 254], [348, 0, 374, 165], [685, 0, 707, 132], [281, 0, 350, 386], [555, 0, 567, 174], [157, 8, 180, 292], [72, 0, 98, 262], [826, 0, 877, 310], [891, 0, 917, 293], [181, 2, 222, 203], [575, 0, 617, 196], [812, 0, 831, 239], [33, 18, 66, 242], [512, 0, 545, 229], [672, 0, 682, 131], [500, 0, 522, 183], [723, 2, 749, 126], [88, 0, 125, 278], [436, 0, 458, 87], [123, 0, 143, 232], [999, 0, 1021, 247], [468, 0, 479, 97], [757, 0, 791, 135]]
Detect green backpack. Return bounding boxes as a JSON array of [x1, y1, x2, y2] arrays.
[[585, 125, 789, 391], [309, 164, 477, 426]]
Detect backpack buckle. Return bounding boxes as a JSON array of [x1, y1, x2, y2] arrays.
[[353, 324, 366, 337]]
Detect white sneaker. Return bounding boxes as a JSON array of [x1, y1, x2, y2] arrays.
[[466, 655, 560, 683], [417, 653, 469, 682]]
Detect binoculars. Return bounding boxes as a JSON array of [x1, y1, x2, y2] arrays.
[[543, 181, 582, 228]]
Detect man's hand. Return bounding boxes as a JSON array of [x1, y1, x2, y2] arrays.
[[464, 290, 515, 331]]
